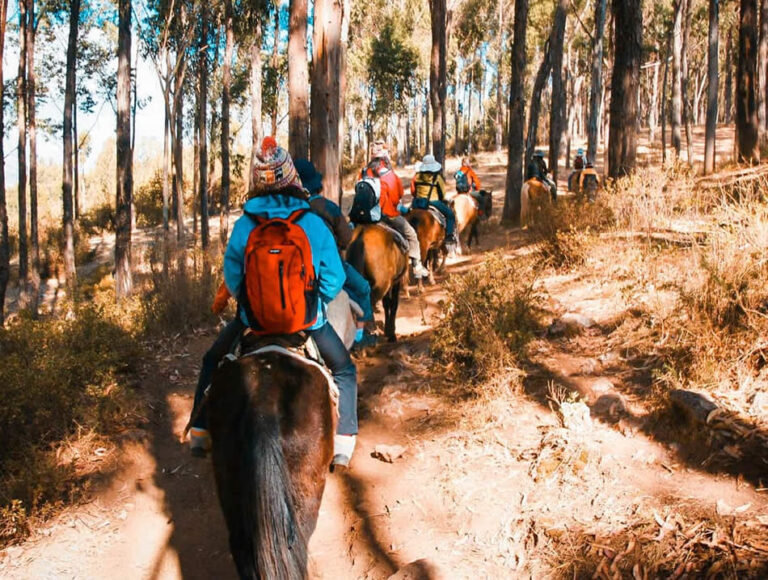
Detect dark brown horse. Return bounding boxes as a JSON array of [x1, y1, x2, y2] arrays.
[[450, 190, 493, 253], [208, 345, 336, 579], [346, 224, 408, 341], [406, 208, 446, 291]]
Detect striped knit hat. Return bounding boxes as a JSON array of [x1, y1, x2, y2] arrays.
[[250, 137, 302, 196]]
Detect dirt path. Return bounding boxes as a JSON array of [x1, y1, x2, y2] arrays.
[[4, 151, 768, 579]]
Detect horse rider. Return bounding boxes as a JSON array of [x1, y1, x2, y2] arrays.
[[189, 137, 358, 468], [458, 156, 482, 192], [527, 150, 557, 202], [361, 141, 430, 279], [573, 148, 587, 171], [294, 157, 377, 347], [410, 154, 458, 254]]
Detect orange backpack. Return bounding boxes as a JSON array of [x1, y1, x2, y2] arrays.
[[239, 210, 319, 335]]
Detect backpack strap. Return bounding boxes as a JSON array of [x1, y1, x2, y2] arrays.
[[243, 208, 307, 226]]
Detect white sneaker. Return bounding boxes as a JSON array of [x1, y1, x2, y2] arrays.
[[412, 262, 430, 279], [332, 434, 356, 467]]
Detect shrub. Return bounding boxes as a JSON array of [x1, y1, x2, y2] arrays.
[[79, 203, 115, 235], [134, 171, 164, 228], [528, 197, 614, 268], [432, 253, 542, 386]]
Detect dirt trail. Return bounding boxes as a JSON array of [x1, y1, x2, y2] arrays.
[[4, 150, 768, 579]]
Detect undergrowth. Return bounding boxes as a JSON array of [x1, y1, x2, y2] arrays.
[[432, 253, 543, 390]]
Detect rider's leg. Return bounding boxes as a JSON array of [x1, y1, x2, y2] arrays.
[[545, 177, 557, 202], [388, 215, 428, 278], [307, 322, 358, 466], [190, 317, 245, 455], [430, 200, 458, 246]]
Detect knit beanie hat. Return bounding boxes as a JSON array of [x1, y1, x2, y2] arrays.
[[250, 137, 302, 196]]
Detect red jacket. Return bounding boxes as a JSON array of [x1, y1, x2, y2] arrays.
[[362, 160, 404, 217], [460, 165, 481, 191]]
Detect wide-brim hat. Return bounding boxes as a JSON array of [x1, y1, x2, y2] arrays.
[[418, 154, 441, 173], [294, 158, 323, 195]]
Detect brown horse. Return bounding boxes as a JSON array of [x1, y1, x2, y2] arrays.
[[346, 223, 408, 341], [406, 208, 446, 291], [451, 190, 493, 253], [520, 179, 551, 226], [208, 344, 336, 579]]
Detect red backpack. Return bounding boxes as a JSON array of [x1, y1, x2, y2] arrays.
[[239, 209, 319, 335]]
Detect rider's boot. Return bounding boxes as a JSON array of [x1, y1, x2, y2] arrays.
[[332, 433, 356, 467], [411, 258, 429, 279]]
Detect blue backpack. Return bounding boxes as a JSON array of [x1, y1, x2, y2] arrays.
[[454, 170, 470, 193]]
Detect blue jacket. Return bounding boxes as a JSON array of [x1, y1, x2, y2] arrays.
[[224, 194, 346, 330]]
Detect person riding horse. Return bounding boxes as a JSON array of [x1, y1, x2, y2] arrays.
[[189, 137, 359, 468], [294, 158, 377, 347], [361, 141, 430, 279], [458, 156, 482, 193], [527, 150, 557, 202], [410, 154, 458, 254]]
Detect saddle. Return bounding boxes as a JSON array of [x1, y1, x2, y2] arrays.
[[428, 206, 447, 229], [377, 222, 409, 255]]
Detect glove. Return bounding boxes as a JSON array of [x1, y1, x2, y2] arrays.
[[211, 282, 231, 314]]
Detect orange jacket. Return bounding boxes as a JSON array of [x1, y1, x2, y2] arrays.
[[362, 160, 404, 217], [459, 165, 481, 191]]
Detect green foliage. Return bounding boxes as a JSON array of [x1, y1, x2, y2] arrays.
[[367, 16, 420, 121], [432, 254, 542, 385], [134, 170, 165, 228]]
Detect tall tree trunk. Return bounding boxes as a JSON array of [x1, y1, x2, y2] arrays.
[[310, 0, 343, 200], [502, 0, 528, 224], [705, 0, 719, 174], [495, 0, 504, 152], [17, 0, 27, 287], [199, 12, 210, 250], [726, 28, 734, 123], [607, 0, 643, 178], [682, 0, 694, 164], [74, 94, 80, 219], [737, 0, 760, 163], [62, 0, 79, 291], [193, 89, 199, 237], [220, 0, 233, 251], [453, 65, 461, 155], [271, 7, 280, 137], [162, 89, 171, 234], [649, 60, 659, 144], [174, 75, 185, 241], [759, 0, 768, 138], [250, 23, 263, 192], [0, 0, 9, 323], [115, 0, 132, 298], [288, 0, 309, 158], [548, 0, 568, 184], [587, 0, 606, 164], [26, 0, 38, 313], [662, 29, 671, 164], [671, 0, 683, 156], [525, 43, 552, 167], [429, 0, 448, 165]]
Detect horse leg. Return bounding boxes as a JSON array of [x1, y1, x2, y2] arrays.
[[382, 283, 399, 341], [469, 221, 478, 249]]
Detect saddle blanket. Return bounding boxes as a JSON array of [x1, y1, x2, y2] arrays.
[[428, 206, 447, 229]]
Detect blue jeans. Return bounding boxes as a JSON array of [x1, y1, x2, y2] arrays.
[[192, 317, 245, 430], [342, 261, 373, 322], [429, 200, 456, 237], [307, 323, 358, 435]]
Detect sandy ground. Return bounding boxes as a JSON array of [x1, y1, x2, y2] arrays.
[[4, 134, 768, 579]]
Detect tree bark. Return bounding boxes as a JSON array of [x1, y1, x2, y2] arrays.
[[220, 0, 234, 251], [429, 0, 448, 165], [548, 0, 568, 184], [271, 7, 280, 137], [502, 0, 528, 224], [249, 21, 263, 192], [26, 0, 38, 312], [587, 0, 606, 164], [73, 93, 80, 219], [662, 29, 671, 164], [704, 0, 719, 174], [737, 0, 760, 163], [671, 0, 683, 157], [310, 0, 343, 200], [759, 0, 768, 137], [525, 43, 552, 168], [495, 0, 504, 152], [607, 0, 643, 178], [173, 72, 185, 242], [681, 0, 694, 164], [62, 0, 80, 291], [0, 0, 10, 323], [726, 28, 734, 123], [649, 61, 659, 144], [288, 0, 309, 158], [115, 0, 132, 299], [199, 11, 210, 250], [193, 87, 199, 237], [17, 0, 27, 286]]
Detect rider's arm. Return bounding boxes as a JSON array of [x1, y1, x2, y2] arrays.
[[305, 214, 346, 304], [223, 214, 251, 298], [469, 168, 481, 190]]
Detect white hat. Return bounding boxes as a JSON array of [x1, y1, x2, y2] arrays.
[[418, 154, 442, 173]]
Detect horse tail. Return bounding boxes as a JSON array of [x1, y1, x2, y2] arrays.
[[520, 182, 530, 225], [239, 407, 307, 579]]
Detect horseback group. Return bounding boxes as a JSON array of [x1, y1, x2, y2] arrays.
[[183, 136, 491, 578]]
